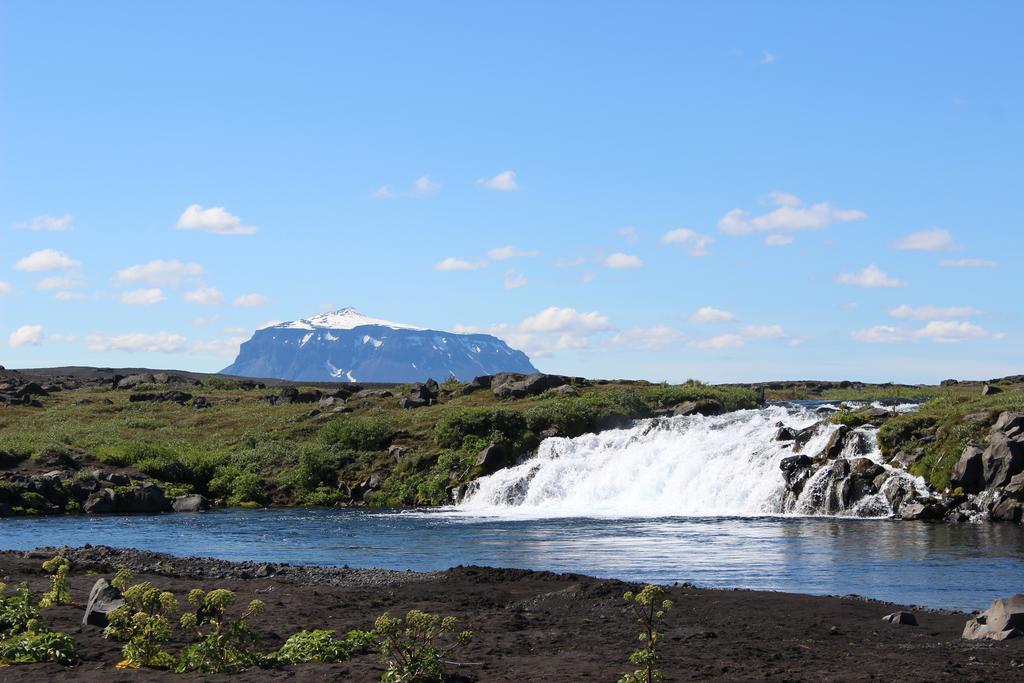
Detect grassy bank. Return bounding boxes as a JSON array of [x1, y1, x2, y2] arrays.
[[0, 376, 757, 510]]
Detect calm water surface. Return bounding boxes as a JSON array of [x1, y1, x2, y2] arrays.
[[2, 509, 1022, 612]]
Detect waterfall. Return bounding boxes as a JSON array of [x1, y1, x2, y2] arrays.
[[457, 404, 928, 518]]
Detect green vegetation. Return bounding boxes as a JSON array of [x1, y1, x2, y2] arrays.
[[104, 569, 180, 669], [0, 580, 78, 666], [39, 550, 72, 608], [177, 589, 265, 674], [273, 628, 375, 665], [619, 584, 673, 683], [374, 609, 473, 683]]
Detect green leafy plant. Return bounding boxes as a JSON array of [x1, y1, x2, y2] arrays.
[[103, 574, 179, 669], [619, 585, 673, 683], [39, 550, 73, 608], [273, 627, 374, 665], [177, 588, 264, 674], [0, 582, 77, 666], [374, 609, 472, 683]]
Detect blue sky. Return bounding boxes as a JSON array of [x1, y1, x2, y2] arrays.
[[1, 1, 1020, 383]]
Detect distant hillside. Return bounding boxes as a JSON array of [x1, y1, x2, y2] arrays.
[[221, 307, 538, 382]]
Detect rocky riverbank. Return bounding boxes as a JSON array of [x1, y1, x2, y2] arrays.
[[0, 546, 1022, 680]]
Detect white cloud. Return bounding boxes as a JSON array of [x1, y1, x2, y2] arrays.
[[852, 325, 906, 343], [618, 226, 639, 243], [55, 291, 86, 302], [84, 332, 188, 353], [257, 320, 282, 329], [891, 228, 956, 251], [233, 293, 270, 308], [119, 288, 166, 305], [913, 320, 989, 343], [190, 336, 248, 357], [223, 326, 247, 335], [718, 192, 865, 235], [661, 228, 714, 256], [840, 302, 859, 310], [176, 204, 256, 235], [13, 213, 73, 231], [692, 333, 745, 350], [605, 252, 643, 269], [764, 234, 794, 247], [940, 258, 998, 268], [690, 306, 735, 323], [375, 176, 442, 199], [835, 264, 906, 288], [457, 306, 614, 357], [48, 333, 76, 343], [184, 287, 224, 305], [478, 170, 520, 192], [115, 260, 204, 287], [192, 315, 221, 326], [9, 325, 44, 348], [35, 274, 84, 290], [0, 281, 10, 296], [503, 270, 527, 289], [488, 246, 538, 261], [888, 304, 982, 320], [14, 249, 80, 272], [413, 175, 441, 196], [740, 324, 785, 338], [434, 257, 487, 271], [553, 256, 586, 268], [610, 326, 685, 350], [761, 50, 776, 64]]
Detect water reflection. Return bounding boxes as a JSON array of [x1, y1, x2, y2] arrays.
[[1, 509, 1021, 611]]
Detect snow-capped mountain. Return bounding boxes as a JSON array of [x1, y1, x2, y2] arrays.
[[221, 307, 538, 382]]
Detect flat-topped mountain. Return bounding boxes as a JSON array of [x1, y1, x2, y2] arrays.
[[221, 307, 538, 383]]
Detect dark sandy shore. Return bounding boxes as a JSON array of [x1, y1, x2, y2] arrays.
[[1, 546, 1022, 681]]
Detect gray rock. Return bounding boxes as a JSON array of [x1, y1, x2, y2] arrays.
[[493, 373, 572, 399], [774, 426, 797, 441], [545, 384, 579, 398], [981, 434, 1024, 490], [990, 497, 1024, 523], [900, 500, 944, 521], [994, 412, 1024, 440], [398, 396, 429, 409], [951, 444, 985, 493], [126, 483, 172, 513], [476, 443, 513, 474], [84, 488, 116, 514], [963, 594, 1024, 640], [388, 445, 410, 463], [318, 396, 345, 408], [83, 578, 124, 627], [172, 494, 211, 512], [882, 611, 917, 626], [1006, 472, 1024, 495], [354, 389, 393, 400], [982, 384, 1003, 396], [116, 373, 154, 389]]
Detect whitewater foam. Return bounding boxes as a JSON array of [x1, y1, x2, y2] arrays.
[[456, 404, 927, 519]]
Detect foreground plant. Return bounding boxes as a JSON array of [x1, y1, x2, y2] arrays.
[[39, 550, 72, 608], [374, 609, 472, 683], [177, 588, 264, 673], [273, 627, 376, 665], [103, 574, 179, 669], [619, 584, 673, 683], [0, 582, 77, 666]]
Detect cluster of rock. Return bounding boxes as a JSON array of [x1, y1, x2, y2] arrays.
[[946, 412, 1024, 523], [0, 376, 66, 408], [0, 451, 212, 518], [777, 415, 920, 517], [398, 379, 440, 408], [461, 372, 586, 399]]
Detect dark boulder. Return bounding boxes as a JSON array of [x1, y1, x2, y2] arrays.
[[493, 373, 572, 399], [192, 396, 212, 409], [900, 500, 944, 521], [83, 578, 124, 627], [125, 483, 172, 513], [792, 423, 821, 453], [129, 390, 193, 405], [981, 434, 1024, 490], [951, 444, 985, 494], [476, 443, 514, 474], [982, 384, 1003, 396], [116, 373, 154, 389], [994, 412, 1024, 440], [990, 498, 1024, 523], [882, 611, 918, 626], [774, 426, 797, 441], [84, 489, 116, 514]]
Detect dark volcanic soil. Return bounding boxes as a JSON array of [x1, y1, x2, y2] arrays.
[[1, 546, 1022, 681]]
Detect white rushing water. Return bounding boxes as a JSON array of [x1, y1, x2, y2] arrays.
[[457, 404, 928, 519]]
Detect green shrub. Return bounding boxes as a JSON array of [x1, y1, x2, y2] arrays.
[[0, 628, 77, 665], [39, 551, 72, 608], [177, 589, 264, 674], [374, 609, 472, 683], [303, 486, 347, 507], [228, 472, 267, 506], [275, 629, 350, 664], [619, 585, 673, 683], [828, 411, 870, 429], [0, 583, 38, 637], [19, 492, 48, 512], [320, 415, 395, 451], [433, 408, 526, 448], [104, 576, 179, 669]]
